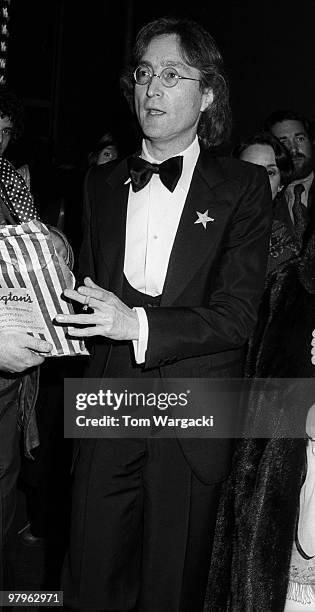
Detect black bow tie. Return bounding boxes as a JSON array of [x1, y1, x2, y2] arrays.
[[127, 155, 183, 193]]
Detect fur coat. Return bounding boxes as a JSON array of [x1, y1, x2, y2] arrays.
[[204, 219, 315, 611]]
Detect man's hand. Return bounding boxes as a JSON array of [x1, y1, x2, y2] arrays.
[[0, 331, 53, 373], [55, 277, 140, 341]]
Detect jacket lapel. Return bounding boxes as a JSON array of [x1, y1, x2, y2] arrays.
[[95, 159, 130, 298], [161, 153, 229, 305]]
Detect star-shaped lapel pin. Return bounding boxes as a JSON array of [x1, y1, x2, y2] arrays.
[[194, 210, 214, 229]]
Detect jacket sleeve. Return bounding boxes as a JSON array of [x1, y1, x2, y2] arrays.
[[144, 165, 273, 369]]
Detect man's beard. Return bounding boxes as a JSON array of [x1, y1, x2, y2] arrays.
[[291, 153, 313, 180]]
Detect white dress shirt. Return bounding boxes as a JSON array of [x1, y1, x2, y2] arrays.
[[124, 136, 200, 362]]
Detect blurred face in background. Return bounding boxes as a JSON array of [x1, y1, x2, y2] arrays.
[[239, 143, 282, 200], [96, 144, 118, 165], [0, 115, 13, 156], [270, 119, 313, 181]]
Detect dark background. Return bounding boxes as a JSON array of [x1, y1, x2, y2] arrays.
[[5, 0, 315, 167]]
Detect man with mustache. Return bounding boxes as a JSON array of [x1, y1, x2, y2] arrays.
[[264, 110, 314, 249]]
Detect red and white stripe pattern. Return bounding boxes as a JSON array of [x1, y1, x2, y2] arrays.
[[0, 219, 88, 357]]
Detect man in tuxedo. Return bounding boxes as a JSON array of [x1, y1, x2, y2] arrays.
[[264, 109, 315, 249], [59, 16, 272, 612]]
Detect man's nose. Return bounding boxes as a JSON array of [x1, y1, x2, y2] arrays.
[[146, 74, 163, 97], [288, 139, 300, 154]]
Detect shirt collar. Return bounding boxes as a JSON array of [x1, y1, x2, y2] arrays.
[[288, 171, 314, 194]]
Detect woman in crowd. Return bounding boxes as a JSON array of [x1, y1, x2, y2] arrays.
[[204, 135, 315, 610], [233, 131, 296, 274], [233, 131, 292, 201]]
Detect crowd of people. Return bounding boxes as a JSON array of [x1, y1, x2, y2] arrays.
[[0, 14, 314, 612]]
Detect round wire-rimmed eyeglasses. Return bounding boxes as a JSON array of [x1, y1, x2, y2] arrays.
[[133, 65, 201, 88]]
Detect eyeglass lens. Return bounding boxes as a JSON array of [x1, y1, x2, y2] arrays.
[[134, 66, 180, 87]]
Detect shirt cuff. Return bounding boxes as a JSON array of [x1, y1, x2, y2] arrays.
[[132, 307, 148, 364]]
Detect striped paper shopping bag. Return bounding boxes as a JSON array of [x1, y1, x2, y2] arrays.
[[0, 218, 88, 357]]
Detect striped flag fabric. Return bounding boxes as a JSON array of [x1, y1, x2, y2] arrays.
[[0, 218, 88, 357]]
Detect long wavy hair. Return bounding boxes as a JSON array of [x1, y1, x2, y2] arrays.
[[120, 17, 232, 149]]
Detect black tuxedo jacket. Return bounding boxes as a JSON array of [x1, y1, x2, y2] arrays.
[[77, 149, 272, 483]]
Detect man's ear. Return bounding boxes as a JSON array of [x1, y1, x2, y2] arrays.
[[201, 88, 214, 112]]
